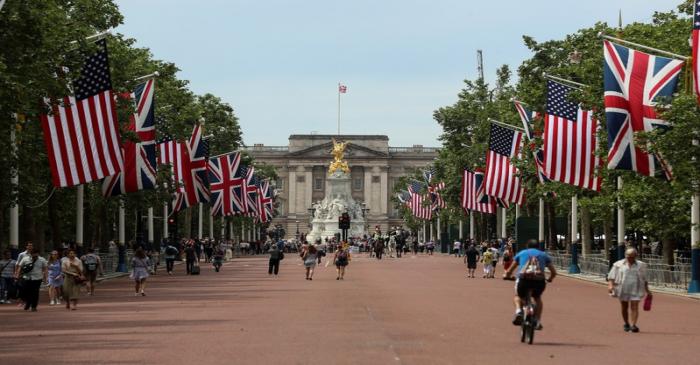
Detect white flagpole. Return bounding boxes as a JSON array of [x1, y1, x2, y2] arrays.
[[209, 207, 214, 239], [147, 207, 154, 245], [571, 195, 578, 247], [220, 216, 225, 240], [9, 119, 18, 249], [469, 213, 475, 240], [162, 203, 169, 242], [617, 176, 625, 259], [76, 185, 84, 247], [459, 220, 463, 240], [501, 207, 507, 238], [119, 200, 126, 246]]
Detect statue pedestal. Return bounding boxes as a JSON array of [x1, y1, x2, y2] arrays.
[[307, 171, 366, 243]]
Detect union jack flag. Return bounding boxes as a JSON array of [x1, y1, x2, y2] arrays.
[[102, 79, 156, 196], [158, 124, 210, 213], [603, 40, 683, 179], [461, 168, 496, 214], [513, 100, 549, 184], [208, 152, 245, 216], [257, 179, 274, 223], [238, 165, 258, 216]]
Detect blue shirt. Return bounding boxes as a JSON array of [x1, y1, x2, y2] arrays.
[[514, 249, 551, 278]]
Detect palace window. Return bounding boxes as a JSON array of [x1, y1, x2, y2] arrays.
[[353, 177, 363, 191], [314, 178, 324, 191]]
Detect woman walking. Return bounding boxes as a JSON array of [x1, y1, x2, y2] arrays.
[[47, 251, 63, 306], [302, 244, 318, 280], [131, 248, 151, 296], [608, 248, 651, 333], [61, 249, 84, 310], [334, 244, 350, 280]]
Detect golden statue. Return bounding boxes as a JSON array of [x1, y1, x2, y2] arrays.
[[328, 138, 350, 174]]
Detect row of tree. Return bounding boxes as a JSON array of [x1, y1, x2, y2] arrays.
[[394, 1, 699, 264], [0, 1, 274, 252]]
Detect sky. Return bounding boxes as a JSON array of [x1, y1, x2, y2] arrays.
[[115, 0, 678, 147]]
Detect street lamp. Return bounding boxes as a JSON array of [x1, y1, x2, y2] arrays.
[[296, 220, 300, 240]]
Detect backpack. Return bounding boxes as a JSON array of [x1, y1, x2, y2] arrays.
[[165, 246, 178, 256], [84, 254, 98, 272], [338, 250, 348, 260], [522, 254, 545, 280]]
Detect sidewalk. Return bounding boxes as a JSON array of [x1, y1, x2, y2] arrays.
[[557, 271, 700, 300]]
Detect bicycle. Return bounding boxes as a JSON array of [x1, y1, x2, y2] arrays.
[[520, 290, 537, 345]]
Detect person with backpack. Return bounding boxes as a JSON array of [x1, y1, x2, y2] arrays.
[[334, 244, 350, 280], [268, 244, 284, 276], [81, 248, 102, 296], [164, 243, 179, 275], [504, 239, 557, 330], [16, 248, 48, 312]]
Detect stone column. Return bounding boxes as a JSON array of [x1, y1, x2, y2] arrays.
[[288, 170, 297, 215]]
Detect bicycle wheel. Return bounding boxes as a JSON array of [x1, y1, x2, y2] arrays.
[[527, 322, 535, 344], [520, 321, 527, 343]]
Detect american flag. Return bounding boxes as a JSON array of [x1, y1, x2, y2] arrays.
[[208, 152, 246, 216], [40, 39, 123, 188], [513, 100, 549, 184], [339, 84, 347, 93], [102, 79, 156, 196], [485, 123, 525, 205], [543, 80, 601, 191], [257, 179, 274, 223], [693, 1, 700, 105], [158, 124, 210, 213], [407, 181, 432, 220], [603, 40, 683, 179], [461, 168, 496, 214]]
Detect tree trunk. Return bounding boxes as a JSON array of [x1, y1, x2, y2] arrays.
[[581, 205, 592, 257], [546, 201, 556, 250], [662, 238, 675, 267], [603, 219, 613, 253], [21, 205, 34, 244], [35, 217, 46, 253], [48, 190, 62, 249]]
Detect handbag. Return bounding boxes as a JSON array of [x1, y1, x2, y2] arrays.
[[643, 294, 653, 311], [73, 274, 86, 285]]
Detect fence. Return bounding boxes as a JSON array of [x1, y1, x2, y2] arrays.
[[548, 250, 691, 291]]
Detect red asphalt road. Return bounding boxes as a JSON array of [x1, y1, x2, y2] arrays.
[[1, 253, 699, 365]]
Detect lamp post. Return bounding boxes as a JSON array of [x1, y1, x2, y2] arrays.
[[296, 220, 300, 240]]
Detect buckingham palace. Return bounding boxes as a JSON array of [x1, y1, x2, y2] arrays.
[[244, 134, 439, 237]]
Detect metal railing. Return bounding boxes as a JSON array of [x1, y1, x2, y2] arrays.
[[388, 146, 440, 154], [242, 145, 289, 152], [548, 250, 691, 291]]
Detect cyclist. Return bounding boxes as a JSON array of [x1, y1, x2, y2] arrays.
[[503, 239, 556, 330]]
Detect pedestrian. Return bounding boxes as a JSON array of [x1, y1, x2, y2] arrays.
[[184, 242, 197, 275], [607, 248, 651, 333], [150, 247, 160, 275], [164, 243, 178, 275], [302, 244, 318, 280], [80, 248, 102, 296], [17, 248, 48, 312], [464, 244, 480, 278], [426, 240, 435, 256], [489, 243, 499, 277], [13, 242, 33, 308], [334, 244, 351, 280], [131, 248, 151, 296], [482, 247, 494, 278], [268, 244, 284, 276], [47, 250, 64, 306], [503, 244, 514, 271], [61, 249, 84, 310], [374, 239, 385, 260], [453, 240, 461, 257], [0, 250, 17, 304]]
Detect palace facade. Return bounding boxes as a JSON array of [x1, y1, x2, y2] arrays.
[[244, 134, 439, 237]]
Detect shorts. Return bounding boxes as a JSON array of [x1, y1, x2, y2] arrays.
[[85, 270, 98, 283], [516, 278, 546, 299], [467, 262, 477, 269]]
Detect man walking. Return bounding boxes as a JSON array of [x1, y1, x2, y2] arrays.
[[17, 248, 48, 312], [184, 242, 197, 275], [81, 248, 102, 296], [268, 244, 284, 276], [13, 242, 33, 307], [164, 243, 179, 275]]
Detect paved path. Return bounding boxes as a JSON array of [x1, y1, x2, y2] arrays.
[[2, 254, 699, 365]]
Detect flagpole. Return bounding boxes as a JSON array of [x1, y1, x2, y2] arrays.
[[569, 195, 580, 273], [598, 33, 689, 60], [118, 199, 126, 272], [147, 207, 154, 246], [617, 176, 625, 260], [538, 198, 545, 247], [542, 73, 587, 89], [198, 203, 203, 239], [209, 206, 214, 239], [9, 116, 18, 250], [487, 118, 526, 132], [163, 203, 169, 242], [469, 213, 475, 241], [337, 83, 341, 135], [459, 219, 463, 240], [501, 207, 507, 239]]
